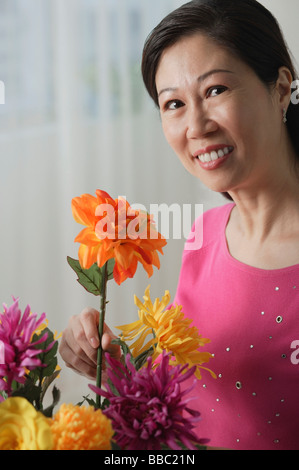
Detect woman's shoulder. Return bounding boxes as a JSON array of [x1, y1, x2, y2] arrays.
[[204, 202, 234, 223]]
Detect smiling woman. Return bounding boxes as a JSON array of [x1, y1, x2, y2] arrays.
[[142, 0, 299, 201], [140, 0, 299, 450], [154, 34, 294, 197], [59, 0, 299, 451]]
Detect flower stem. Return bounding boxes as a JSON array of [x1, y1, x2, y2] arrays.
[[96, 262, 108, 408]]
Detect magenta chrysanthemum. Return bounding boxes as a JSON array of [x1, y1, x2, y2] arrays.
[[90, 351, 208, 450], [0, 298, 51, 395]]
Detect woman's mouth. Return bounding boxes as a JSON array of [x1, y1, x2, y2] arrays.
[[193, 145, 234, 170]]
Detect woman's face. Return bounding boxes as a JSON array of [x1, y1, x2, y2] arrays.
[[155, 34, 288, 195]]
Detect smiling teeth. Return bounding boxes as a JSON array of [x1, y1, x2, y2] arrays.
[[197, 146, 233, 163]]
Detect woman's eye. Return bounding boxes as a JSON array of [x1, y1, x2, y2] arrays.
[[206, 86, 228, 98], [164, 99, 184, 110]]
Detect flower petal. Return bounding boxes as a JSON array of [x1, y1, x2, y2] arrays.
[[71, 194, 98, 226], [71, 190, 167, 283]]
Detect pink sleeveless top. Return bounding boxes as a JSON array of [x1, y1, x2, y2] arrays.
[[174, 203, 299, 450]]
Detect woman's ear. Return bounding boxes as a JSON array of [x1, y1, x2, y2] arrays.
[[275, 66, 293, 109]]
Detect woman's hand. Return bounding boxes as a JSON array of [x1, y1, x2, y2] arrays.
[[59, 307, 120, 380]]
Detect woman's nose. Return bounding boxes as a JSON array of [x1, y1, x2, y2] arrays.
[[186, 106, 218, 139]]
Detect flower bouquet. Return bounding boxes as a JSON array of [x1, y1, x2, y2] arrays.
[[0, 190, 215, 450], [0, 299, 113, 450]]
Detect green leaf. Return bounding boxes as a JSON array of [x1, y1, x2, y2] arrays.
[[67, 257, 116, 295], [111, 338, 133, 359], [67, 257, 103, 295], [29, 328, 58, 384], [77, 394, 97, 408], [111, 440, 121, 450], [106, 258, 116, 280], [100, 397, 111, 410], [41, 385, 61, 418], [0, 390, 8, 401], [11, 377, 42, 405], [40, 369, 61, 404], [134, 346, 154, 370], [111, 338, 154, 370]]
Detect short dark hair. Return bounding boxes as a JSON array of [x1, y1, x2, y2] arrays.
[[141, 0, 299, 199]]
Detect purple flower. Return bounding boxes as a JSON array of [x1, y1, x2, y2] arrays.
[[0, 298, 51, 395], [90, 351, 208, 450]]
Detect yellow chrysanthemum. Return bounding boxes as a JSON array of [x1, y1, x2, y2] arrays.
[[0, 397, 53, 450], [49, 403, 113, 450], [117, 285, 216, 380]]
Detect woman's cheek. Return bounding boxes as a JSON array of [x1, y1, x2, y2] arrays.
[[162, 120, 185, 153]]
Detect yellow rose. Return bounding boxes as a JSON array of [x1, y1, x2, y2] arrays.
[[0, 397, 53, 450]]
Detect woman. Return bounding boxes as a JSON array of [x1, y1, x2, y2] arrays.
[[59, 0, 299, 450]]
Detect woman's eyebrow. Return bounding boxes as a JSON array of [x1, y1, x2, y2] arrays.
[[198, 68, 234, 82], [157, 69, 234, 98]]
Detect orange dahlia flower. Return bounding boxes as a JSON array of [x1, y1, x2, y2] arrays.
[[72, 190, 167, 285]]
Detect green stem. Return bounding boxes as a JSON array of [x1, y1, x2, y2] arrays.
[[95, 262, 108, 409]]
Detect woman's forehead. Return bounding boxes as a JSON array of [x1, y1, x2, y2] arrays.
[[155, 34, 243, 87]]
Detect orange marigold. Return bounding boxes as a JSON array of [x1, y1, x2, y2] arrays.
[[72, 190, 167, 285], [49, 403, 114, 450]]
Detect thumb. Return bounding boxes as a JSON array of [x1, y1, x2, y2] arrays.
[[101, 324, 121, 360]]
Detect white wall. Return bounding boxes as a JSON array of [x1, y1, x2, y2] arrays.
[[261, 0, 299, 72]]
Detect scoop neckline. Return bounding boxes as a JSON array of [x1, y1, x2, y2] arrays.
[[221, 203, 299, 276]]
